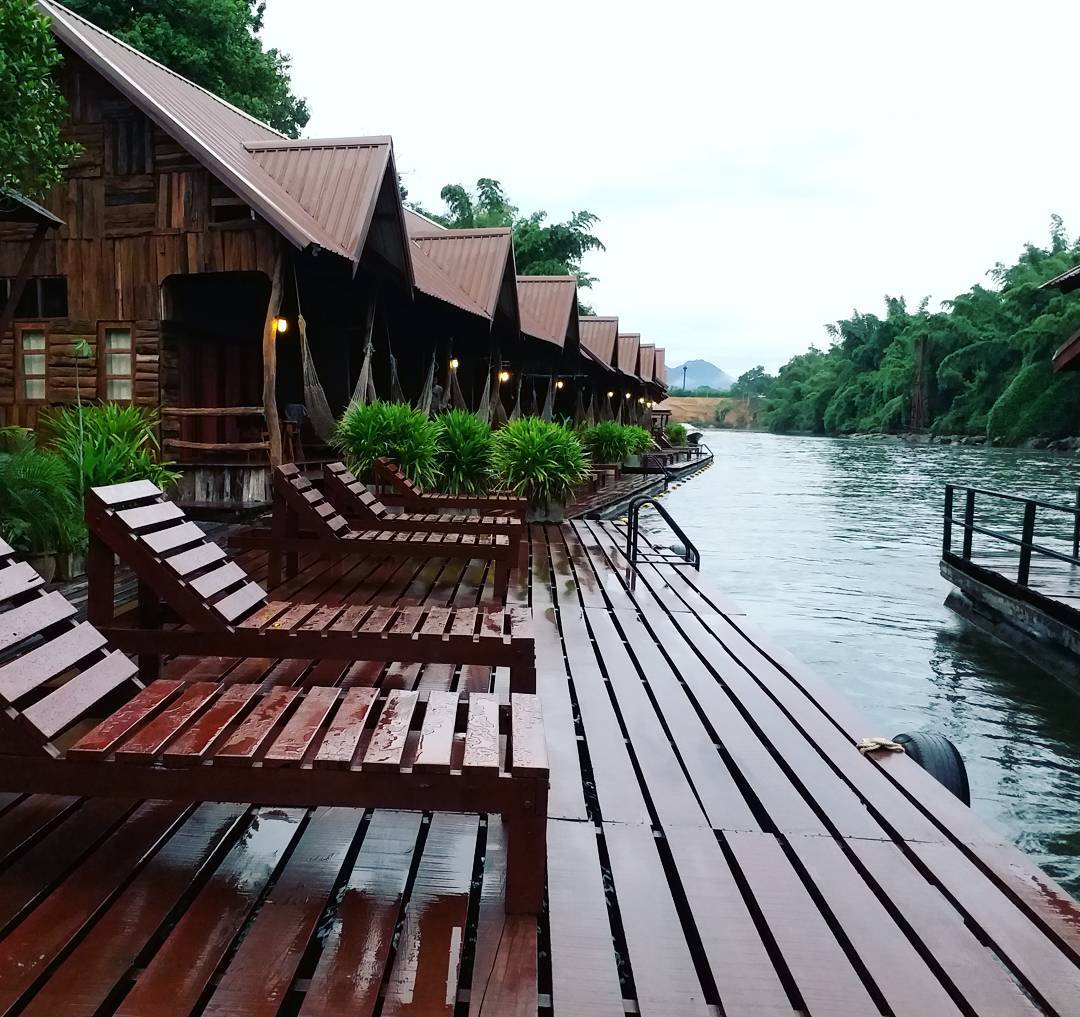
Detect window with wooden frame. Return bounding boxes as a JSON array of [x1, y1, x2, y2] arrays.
[[99, 323, 135, 402], [15, 325, 47, 402]]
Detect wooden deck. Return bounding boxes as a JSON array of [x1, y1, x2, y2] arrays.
[[2, 519, 1079, 1015]]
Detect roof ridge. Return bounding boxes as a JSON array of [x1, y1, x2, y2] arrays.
[[38, 0, 284, 140], [410, 226, 512, 239], [245, 136, 393, 152]]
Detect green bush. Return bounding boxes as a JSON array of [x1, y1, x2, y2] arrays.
[[623, 424, 654, 455], [333, 401, 442, 488], [42, 404, 179, 492], [436, 410, 494, 494], [581, 421, 632, 463], [0, 447, 78, 553], [491, 418, 590, 508], [665, 422, 688, 446]]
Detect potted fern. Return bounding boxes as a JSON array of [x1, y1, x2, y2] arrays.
[[435, 410, 494, 494], [491, 418, 590, 521], [333, 401, 442, 487], [622, 424, 654, 467], [581, 421, 632, 467]]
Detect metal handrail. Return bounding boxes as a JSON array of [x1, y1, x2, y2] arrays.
[[943, 483, 1080, 588], [626, 496, 701, 570]]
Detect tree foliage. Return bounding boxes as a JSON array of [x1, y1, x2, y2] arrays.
[[415, 178, 605, 308], [752, 221, 1080, 442], [67, 0, 309, 137], [0, 0, 80, 198]]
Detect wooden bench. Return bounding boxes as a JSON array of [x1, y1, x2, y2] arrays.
[[237, 465, 519, 602], [374, 457, 528, 518], [322, 461, 528, 571], [0, 540, 548, 913], [84, 480, 536, 692]]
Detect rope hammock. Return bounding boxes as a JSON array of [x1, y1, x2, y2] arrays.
[[600, 392, 613, 422], [491, 374, 509, 427], [293, 268, 337, 443], [349, 295, 379, 405], [448, 362, 469, 410], [573, 384, 587, 427], [586, 392, 597, 425], [386, 322, 406, 405], [475, 364, 492, 423], [508, 375, 523, 421], [540, 377, 555, 422], [415, 352, 436, 417]]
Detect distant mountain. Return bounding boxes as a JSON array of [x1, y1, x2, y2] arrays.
[[667, 359, 734, 391]]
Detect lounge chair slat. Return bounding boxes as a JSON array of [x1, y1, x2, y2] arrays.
[[214, 583, 267, 624], [359, 606, 395, 635], [166, 542, 227, 577], [413, 691, 457, 773], [481, 610, 506, 641], [314, 687, 378, 769], [390, 608, 423, 635], [264, 687, 340, 766], [463, 693, 500, 773], [115, 683, 220, 761], [143, 521, 204, 555], [90, 479, 162, 505], [238, 600, 292, 629], [189, 562, 248, 600], [510, 694, 548, 777], [362, 690, 417, 772], [0, 592, 77, 654], [450, 608, 478, 638], [163, 684, 261, 765], [329, 605, 372, 632], [22, 650, 139, 739], [0, 622, 107, 704], [67, 680, 185, 758], [214, 687, 298, 764], [0, 563, 44, 603], [0, 536, 13, 556], [117, 501, 185, 531], [421, 607, 451, 636]]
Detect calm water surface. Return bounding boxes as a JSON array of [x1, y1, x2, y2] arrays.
[[645, 429, 1080, 892]]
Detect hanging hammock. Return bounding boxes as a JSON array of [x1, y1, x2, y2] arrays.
[[291, 267, 337, 444], [586, 392, 597, 426], [386, 321, 406, 405], [448, 362, 468, 410], [573, 384, 587, 427], [491, 373, 509, 427], [475, 365, 492, 423], [508, 375, 523, 421], [540, 377, 555, 422], [600, 392, 613, 422], [349, 293, 379, 405], [415, 352, 437, 417]]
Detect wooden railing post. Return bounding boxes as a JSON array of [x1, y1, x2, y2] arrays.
[[1073, 487, 1080, 561], [1018, 501, 1036, 587], [962, 489, 975, 561], [943, 484, 954, 556]]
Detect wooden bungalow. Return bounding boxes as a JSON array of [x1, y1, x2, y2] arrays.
[[1, 1, 416, 509], [1042, 265, 1080, 371], [616, 332, 645, 420], [516, 275, 581, 418], [579, 315, 620, 417]]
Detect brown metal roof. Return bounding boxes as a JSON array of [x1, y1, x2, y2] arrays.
[[404, 207, 448, 234], [638, 344, 655, 383], [409, 228, 516, 320], [616, 333, 641, 376], [40, 1, 409, 276], [517, 276, 577, 348], [0, 188, 63, 228], [580, 316, 619, 368], [654, 347, 667, 386], [1042, 264, 1080, 295], [409, 244, 490, 318]]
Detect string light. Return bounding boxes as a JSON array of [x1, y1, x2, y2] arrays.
[[624, 392, 632, 399], [606, 390, 614, 398], [449, 357, 459, 370], [498, 370, 511, 382], [555, 379, 564, 389], [274, 317, 288, 334], [638, 397, 645, 403]]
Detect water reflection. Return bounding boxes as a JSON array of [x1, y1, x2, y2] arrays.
[[644, 430, 1080, 892]]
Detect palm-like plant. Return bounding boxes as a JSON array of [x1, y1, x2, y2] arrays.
[[665, 422, 688, 447], [491, 418, 590, 508], [333, 401, 442, 488], [0, 447, 77, 553], [581, 421, 633, 463], [622, 425, 654, 455], [436, 410, 494, 494]]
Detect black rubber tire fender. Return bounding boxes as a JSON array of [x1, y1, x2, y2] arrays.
[[892, 731, 970, 806]]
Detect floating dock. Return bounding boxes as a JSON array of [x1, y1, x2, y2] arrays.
[[1, 514, 1078, 1015]]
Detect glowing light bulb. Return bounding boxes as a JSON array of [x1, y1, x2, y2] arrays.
[[638, 397, 645, 403], [555, 379, 564, 389], [449, 357, 459, 370], [606, 391, 614, 398], [274, 317, 288, 334], [498, 370, 510, 382], [624, 392, 632, 399]]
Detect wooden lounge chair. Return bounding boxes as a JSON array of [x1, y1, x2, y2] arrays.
[[84, 480, 536, 692], [237, 465, 519, 602], [0, 539, 548, 913], [320, 461, 529, 571], [373, 457, 528, 518]]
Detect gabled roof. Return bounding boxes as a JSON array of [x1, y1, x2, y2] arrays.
[[616, 333, 641, 376], [409, 228, 517, 322], [1042, 264, 1080, 295], [517, 276, 578, 349], [0, 188, 64, 228], [404, 207, 448, 234], [580, 316, 619, 368], [39, 0, 410, 276], [654, 348, 667, 386], [638, 343, 655, 383]]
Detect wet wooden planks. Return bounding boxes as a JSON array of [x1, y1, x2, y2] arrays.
[[3, 517, 1079, 1017]]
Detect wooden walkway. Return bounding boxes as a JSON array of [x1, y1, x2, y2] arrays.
[[1, 521, 1079, 1015]]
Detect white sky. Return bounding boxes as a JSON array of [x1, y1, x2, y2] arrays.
[[262, 0, 1080, 378]]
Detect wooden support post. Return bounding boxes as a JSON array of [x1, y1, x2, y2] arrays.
[[1072, 488, 1079, 561], [137, 581, 162, 680], [0, 223, 48, 344], [962, 489, 975, 561], [504, 797, 547, 914], [942, 484, 954, 556], [1018, 501, 1036, 587], [85, 531, 115, 628], [262, 250, 285, 468]]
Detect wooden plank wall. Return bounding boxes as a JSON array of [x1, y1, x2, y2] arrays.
[[0, 54, 276, 430]]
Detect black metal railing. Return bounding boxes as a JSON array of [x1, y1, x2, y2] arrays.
[[626, 496, 701, 570], [943, 484, 1080, 588]]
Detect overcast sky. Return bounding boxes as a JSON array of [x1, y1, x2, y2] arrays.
[[262, 0, 1079, 378]]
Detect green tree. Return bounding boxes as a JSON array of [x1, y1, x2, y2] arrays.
[[428, 178, 605, 303], [67, 0, 309, 137], [0, 0, 80, 198], [730, 365, 774, 398]]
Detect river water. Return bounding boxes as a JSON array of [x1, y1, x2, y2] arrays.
[[645, 429, 1080, 893]]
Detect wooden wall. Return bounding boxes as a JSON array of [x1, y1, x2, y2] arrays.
[[0, 51, 277, 430]]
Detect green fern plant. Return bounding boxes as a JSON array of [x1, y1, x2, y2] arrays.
[[0, 448, 78, 553], [665, 422, 688, 447], [436, 409, 494, 494], [622, 424, 654, 455], [333, 401, 442, 488], [581, 421, 633, 463], [491, 418, 590, 507]]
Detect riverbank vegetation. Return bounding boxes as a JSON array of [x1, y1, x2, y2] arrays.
[[735, 220, 1080, 443]]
